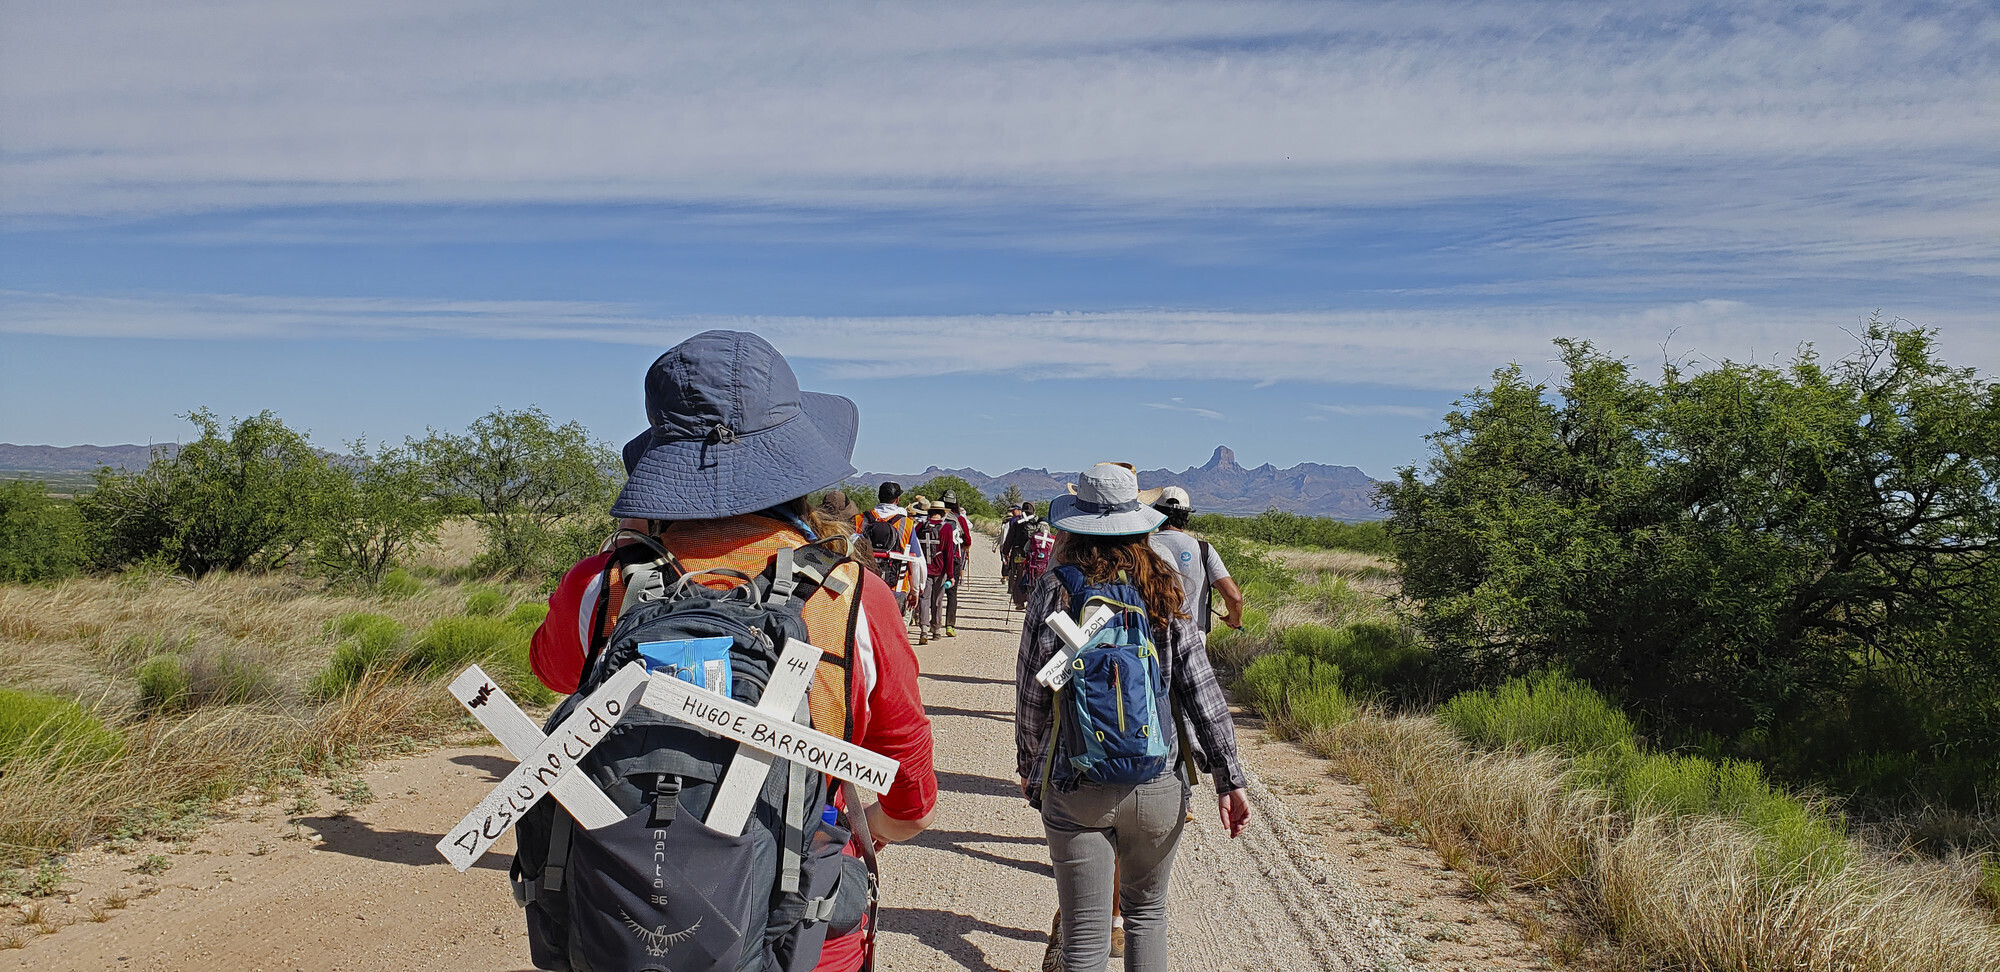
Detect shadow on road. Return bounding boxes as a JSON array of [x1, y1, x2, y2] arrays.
[[880, 907, 1047, 972], [302, 814, 511, 872], [921, 672, 1014, 688], [908, 828, 1052, 881], [450, 753, 515, 781], [934, 770, 1024, 800], [924, 704, 1013, 726]]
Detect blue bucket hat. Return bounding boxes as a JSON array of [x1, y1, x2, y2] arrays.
[[611, 330, 859, 520]]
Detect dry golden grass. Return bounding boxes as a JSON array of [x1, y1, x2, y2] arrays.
[[0, 568, 508, 867], [1313, 712, 2000, 971], [404, 517, 487, 572]]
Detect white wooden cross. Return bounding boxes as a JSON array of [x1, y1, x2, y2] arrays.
[[1035, 605, 1115, 690], [437, 662, 650, 871], [447, 665, 627, 832], [437, 641, 900, 871]]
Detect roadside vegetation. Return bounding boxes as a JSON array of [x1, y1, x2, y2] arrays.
[[1213, 321, 2000, 969], [0, 406, 617, 902]]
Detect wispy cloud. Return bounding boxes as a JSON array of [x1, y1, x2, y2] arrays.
[[2, 1, 1993, 286], [9, 290, 1989, 391], [1146, 398, 1226, 421]]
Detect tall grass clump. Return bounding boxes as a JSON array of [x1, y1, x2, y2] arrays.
[[1436, 671, 1637, 762], [309, 613, 409, 699], [463, 585, 508, 617], [134, 649, 279, 714], [1617, 752, 1847, 875], [1322, 710, 2000, 971], [0, 689, 124, 767], [376, 568, 423, 598], [1240, 651, 1354, 737], [407, 615, 551, 704]]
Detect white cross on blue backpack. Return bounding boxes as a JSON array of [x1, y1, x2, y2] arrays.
[[1042, 566, 1172, 791]]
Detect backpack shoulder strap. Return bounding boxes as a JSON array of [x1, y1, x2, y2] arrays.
[[1050, 564, 1088, 617]]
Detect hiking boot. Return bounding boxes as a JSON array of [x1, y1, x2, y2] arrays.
[[1041, 912, 1062, 972], [945, 626, 956, 637], [917, 630, 929, 645], [1110, 925, 1126, 958]]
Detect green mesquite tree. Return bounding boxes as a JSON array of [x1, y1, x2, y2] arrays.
[[410, 407, 617, 579], [1383, 323, 2000, 781]]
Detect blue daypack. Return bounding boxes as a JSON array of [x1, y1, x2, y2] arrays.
[[1042, 565, 1171, 790]]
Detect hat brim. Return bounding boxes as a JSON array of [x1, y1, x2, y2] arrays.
[[611, 391, 859, 520], [1046, 493, 1167, 536]]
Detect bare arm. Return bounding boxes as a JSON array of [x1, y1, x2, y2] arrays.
[[1214, 575, 1245, 629]]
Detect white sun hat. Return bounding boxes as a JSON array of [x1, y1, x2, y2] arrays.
[[1048, 463, 1168, 536]]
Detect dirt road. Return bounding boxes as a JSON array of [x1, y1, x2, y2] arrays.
[[15, 538, 1431, 971]]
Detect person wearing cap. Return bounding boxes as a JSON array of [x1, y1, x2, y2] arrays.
[[1146, 486, 1245, 632], [526, 330, 937, 972], [1016, 463, 1251, 972], [856, 481, 922, 611]]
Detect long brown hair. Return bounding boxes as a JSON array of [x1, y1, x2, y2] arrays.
[[1055, 531, 1188, 624]]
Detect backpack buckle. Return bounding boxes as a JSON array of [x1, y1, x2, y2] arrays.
[[651, 775, 683, 826]]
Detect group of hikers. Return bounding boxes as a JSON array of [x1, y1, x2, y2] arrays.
[[519, 330, 1251, 972]]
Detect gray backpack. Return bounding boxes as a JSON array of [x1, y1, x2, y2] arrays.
[[512, 535, 875, 972]]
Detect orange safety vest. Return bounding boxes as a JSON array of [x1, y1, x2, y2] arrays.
[[634, 515, 867, 740]]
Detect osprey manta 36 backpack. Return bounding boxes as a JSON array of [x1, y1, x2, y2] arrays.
[[512, 536, 873, 972], [1041, 565, 1172, 791]]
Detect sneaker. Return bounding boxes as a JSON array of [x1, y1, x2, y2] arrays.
[[945, 626, 956, 637], [1110, 925, 1125, 958], [1041, 912, 1062, 972]]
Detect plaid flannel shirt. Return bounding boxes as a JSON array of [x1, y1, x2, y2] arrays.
[[1015, 569, 1247, 800]]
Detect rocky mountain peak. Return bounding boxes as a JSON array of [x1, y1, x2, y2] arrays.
[[1203, 445, 1241, 473]]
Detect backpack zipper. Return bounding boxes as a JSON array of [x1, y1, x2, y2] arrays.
[[1114, 662, 1126, 732]]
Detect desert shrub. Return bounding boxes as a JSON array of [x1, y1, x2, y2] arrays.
[[134, 650, 278, 714], [1189, 510, 1392, 555], [376, 568, 423, 598], [0, 481, 89, 583], [312, 445, 446, 587], [81, 409, 342, 576], [1386, 323, 2000, 803], [1201, 535, 1294, 598], [463, 585, 508, 617], [1437, 671, 1637, 760], [908, 475, 996, 518], [409, 406, 618, 580], [0, 689, 123, 767]]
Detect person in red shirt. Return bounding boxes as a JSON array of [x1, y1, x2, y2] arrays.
[[528, 330, 936, 972]]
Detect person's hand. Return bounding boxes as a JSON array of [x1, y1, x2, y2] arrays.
[[1217, 789, 1250, 838]]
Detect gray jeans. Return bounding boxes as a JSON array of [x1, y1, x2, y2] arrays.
[[1042, 774, 1189, 972]]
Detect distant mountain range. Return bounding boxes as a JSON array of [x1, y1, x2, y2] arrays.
[[0, 443, 172, 473], [849, 446, 1386, 520], [4, 442, 1387, 519]]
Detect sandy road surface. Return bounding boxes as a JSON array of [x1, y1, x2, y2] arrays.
[[19, 537, 1416, 971]]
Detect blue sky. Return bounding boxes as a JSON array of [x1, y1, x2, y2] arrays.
[[2, 1, 1994, 481]]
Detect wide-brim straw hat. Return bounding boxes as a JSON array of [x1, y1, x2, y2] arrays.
[[1049, 463, 1167, 536], [612, 330, 859, 520]]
